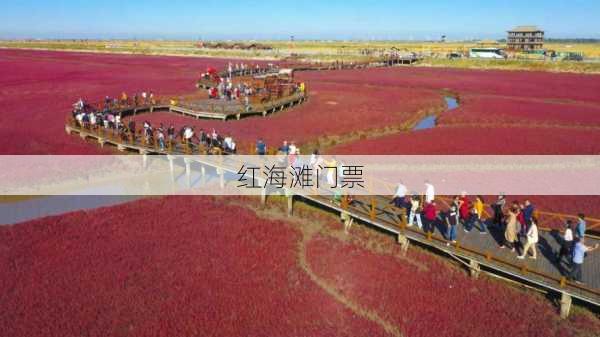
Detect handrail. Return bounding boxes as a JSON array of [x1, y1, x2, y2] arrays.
[[347, 194, 600, 299]]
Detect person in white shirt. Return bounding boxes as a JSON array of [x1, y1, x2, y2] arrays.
[[392, 181, 407, 211], [557, 220, 575, 262], [75, 112, 84, 126], [408, 195, 422, 229], [289, 142, 298, 155], [394, 182, 407, 199], [424, 181, 435, 203], [518, 218, 539, 259], [184, 127, 194, 143], [224, 136, 234, 152]]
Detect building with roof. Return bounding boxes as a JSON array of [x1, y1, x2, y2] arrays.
[[507, 26, 544, 51]]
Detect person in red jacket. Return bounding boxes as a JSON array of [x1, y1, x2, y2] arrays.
[[423, 201, 437, 234], [459, 192, 471, 225]]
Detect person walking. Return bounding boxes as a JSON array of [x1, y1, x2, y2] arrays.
[[492, 194, 506, 227], [408, 195, 423, 229], [569, 237, 599, 284], [445, 205, 459, 245], [518, 218, 539, 259], [523, 199, 535, 227], [256, 138, 267, 155], [459, 192, 471, 226], [576, 213, 586, 239], [424, 181, 435, 203], [501, 205, 519, 252], [474, 196, 487, 233], [557, 220, 574, 263], [423, 201, 437, 234], [392, 181, 407, 208]]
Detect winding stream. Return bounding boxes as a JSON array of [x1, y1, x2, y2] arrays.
[[413, 96, 459, 131]]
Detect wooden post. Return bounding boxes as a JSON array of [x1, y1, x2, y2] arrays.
[[560, 292, 572, 319], [370, 197, 377, 220], [167, 155, 175, 181], [142, 151, 148, 170], [261, 187, 267, 205], [287, 195, 293, 217], [397, 233, 410, 255], [219, 168, 225, 189], [560, 277, 567, 288], [341, 195, 348, 210], [400, 208, 407, 228], [184, 158, 192, 187], [469, 259, 481, 279]]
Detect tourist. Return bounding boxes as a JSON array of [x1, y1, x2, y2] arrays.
[[492, 194, 506, 227], [229, 138, 236, 154], [424, 180, 435, 203], [157, 128, 165, 151], [557, 220, 574, 263], [73, 98, 84, 112], [149, 91, 155, 104], [408, 195, 423, 229], [211, 129, 219, 147], [576, 213, 586, 238], [474, 196, 486, 233], [451, 195, 460, 213], [423, 201, 437, 234], [392, 181, 407, 208], [310, 150, 324, 181], [128, 120, 136, 137], [289, 141, 298, 155], [459, 192, 470, 226], [115, 114, 121, 129], [121, 92, 128, 105], [256, 138, 267, 155], [89, 112, 96, 128], [518, 218, 539, 259], [501, 204, 519, 252], [569, 237, 599, 284], [445, 205, 459, 245], [167, 124, 175, 143], [523, 199, 535, 227], [81, 112, 90, 129], [279, 141, 290, 155], [464, 205, 479, 233], [517, 202, 527, 236], [141, 91, 148, 104], [224, 135, 235, 153], [184, 127, 194, 149]]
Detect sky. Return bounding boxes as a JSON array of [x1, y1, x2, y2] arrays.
[[1, 0, 599, 40]]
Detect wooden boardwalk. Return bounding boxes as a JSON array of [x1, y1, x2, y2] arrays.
[[86, 91, 306, 122], [306, 194, 600, 309], [64, 121, 600, 315]]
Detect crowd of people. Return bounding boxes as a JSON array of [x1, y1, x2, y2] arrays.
[[390, 184, 599, 285], [130, 121, 237, 154], [202, 63, 305, 107], [72, 96, 237, 154]]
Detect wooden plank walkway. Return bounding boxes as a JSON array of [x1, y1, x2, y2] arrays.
[[312, 194, 600, 308], [64, 123, 600, 310], [85, 92, 306, 122]]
